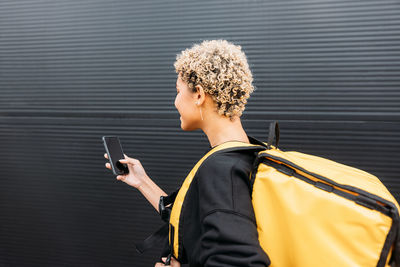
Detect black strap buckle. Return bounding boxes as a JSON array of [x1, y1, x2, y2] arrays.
[[159, 191, 178, 222], [159, 196, 171, 222]]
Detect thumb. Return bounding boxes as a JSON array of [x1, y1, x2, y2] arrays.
[[161, 257, 171, 266], [119, 157, 138, 165]]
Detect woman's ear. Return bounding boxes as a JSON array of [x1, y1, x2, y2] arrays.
[[195, 85, 206, 106]]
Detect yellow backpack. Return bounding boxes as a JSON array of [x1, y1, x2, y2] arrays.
[[164, 122, 400, 267]]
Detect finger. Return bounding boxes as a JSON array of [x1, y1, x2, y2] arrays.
[[104, 153, 108, 159], [116, 175, 125, 181], [105, 163, 111, 169], [122, 154, 132, 160], [162, 257, 174, 266], [119, 158, 137, 165], [119, 158, 136, 165]]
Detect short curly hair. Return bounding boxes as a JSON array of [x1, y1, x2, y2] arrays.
[[174, 40, 254, 118]]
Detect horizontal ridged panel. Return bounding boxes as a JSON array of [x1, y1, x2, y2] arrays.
[[1, 0, 399, 119]]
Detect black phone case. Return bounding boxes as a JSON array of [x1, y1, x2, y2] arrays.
[[102, 136, 129, 176]]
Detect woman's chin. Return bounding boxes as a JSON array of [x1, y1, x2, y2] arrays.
[[180, 122, 196, 131], [180, 124, 191, 131]]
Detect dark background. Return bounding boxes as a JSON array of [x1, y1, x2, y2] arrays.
[[0, 0, 399, 266]]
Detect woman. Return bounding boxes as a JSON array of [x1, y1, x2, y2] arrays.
[[105, 40, 269, 266]]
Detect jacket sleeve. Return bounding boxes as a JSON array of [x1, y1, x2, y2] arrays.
[[195, 154, 270, 266], [199, 210, 270, 266]]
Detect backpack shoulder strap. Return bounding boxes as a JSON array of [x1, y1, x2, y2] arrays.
[[248, 135, 268, 148], [169, 141, 265, 260], [135, 222, 169, 254]]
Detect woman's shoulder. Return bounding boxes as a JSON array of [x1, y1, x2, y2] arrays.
[[191, 148, 258, 218], [195, 148, 256, 185]]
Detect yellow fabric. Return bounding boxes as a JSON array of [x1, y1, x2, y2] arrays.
[[254, 148, 399, 267], [265, 149, 399, 209], [169, 141, 260, 259]]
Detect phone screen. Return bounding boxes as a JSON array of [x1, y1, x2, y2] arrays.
[[103, 136, 129, 175]]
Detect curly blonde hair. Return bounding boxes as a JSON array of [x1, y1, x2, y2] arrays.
[[174, 40, 254, 118]]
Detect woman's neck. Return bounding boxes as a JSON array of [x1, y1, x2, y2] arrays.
[[201, 115, 249, 148]]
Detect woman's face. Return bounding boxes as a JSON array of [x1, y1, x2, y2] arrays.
[[174, 75, 200, 131]]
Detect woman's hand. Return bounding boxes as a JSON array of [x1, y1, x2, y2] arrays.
[[154, 257, 180, 267], [104, 153, 149, 189]]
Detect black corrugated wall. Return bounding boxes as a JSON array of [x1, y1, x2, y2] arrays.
[[0, 1, 399, 266]]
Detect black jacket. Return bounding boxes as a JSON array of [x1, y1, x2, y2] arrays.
[[172, 146, 270, 266]]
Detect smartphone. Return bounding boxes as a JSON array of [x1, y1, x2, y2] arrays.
[[102, 136, 129, 176]]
